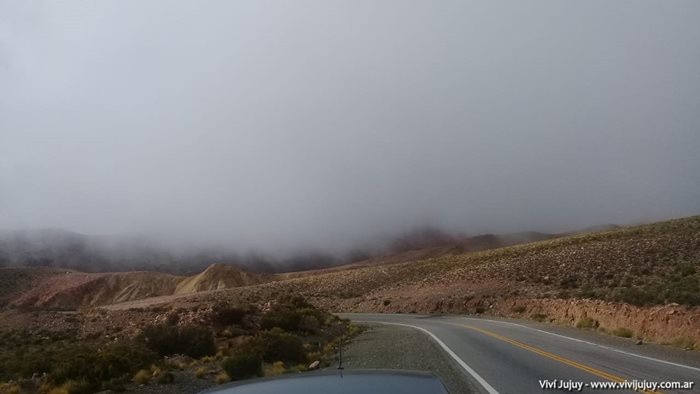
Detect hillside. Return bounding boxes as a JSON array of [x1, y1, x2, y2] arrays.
[[3, 216, 699, 346], [174, 263, 267, 294], [278, 230, 559, 280], [175, 215, 700, 346], [0, 264, 266, 309]]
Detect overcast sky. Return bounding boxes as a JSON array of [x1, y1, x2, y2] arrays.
[[1, 1, 699, 253]]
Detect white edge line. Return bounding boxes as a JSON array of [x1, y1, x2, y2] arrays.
[[460, 317, 700, 373], [355, 320, 500, 394]]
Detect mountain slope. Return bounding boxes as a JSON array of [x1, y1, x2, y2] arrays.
[[176, 215, 700, 346], [0, 264, 266, 309], [174, 263, 267, 294]]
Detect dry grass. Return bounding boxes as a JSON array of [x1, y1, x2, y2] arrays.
[[215, 372, 230, 384], [133, 369, 152, 385]]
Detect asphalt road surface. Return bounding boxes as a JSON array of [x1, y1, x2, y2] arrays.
[[339, 314, 700, 394]]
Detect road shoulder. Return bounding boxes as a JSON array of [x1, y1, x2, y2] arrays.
[[337, 323, 480, 394]]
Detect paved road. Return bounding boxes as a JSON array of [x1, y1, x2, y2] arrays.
[[339, 314, 700, 394]]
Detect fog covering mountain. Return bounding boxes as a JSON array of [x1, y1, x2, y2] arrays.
[[0, 229, 340, 273], [0, 226, 565, 274], [1, 1, 699, 261]]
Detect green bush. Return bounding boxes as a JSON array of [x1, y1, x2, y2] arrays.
[[254, 328, 306, 364], [221, 353, 263, 381], [664, 276, 700, 305], [141, 324, 216, 358], [52, 343, 157, 390], [612, 286, 662, 306], [259, 296, 329, 333], [260, 305, 303, 332], [0, 341, 158, 392]]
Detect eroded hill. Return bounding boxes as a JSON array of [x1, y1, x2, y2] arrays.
[[0, 264, 266, 309]]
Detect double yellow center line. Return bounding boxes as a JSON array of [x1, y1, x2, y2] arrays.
[[458, 323, 661, 394]]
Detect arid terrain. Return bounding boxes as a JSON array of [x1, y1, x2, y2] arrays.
[[1, 215, 699, 393], [188, 215, 700, 347], [3, 216, 699, 340]]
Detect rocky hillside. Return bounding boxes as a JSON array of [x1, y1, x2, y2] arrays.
[[4, 216, 698, 346], [174, 216, 700, 347], [0, 264, 266, 309]]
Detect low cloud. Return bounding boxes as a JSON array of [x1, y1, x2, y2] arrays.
[[1, 1, 699, 258]]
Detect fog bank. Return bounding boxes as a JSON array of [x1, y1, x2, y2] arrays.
[[1, 1, 699, 256]]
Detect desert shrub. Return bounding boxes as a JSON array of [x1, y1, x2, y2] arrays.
[[664, 276, 700, 305], [221, 353, 263, 381], [263, 361, 286, 376], [383, 299, 391, 306], [346, 324, 364, 337], [211, 303, 254, 327], [222, 326, 249, 338], [156, 371, 174, 384], [141, 324, 216, 358], [576, 287, 597, 299], [0, 382, 20, 394], [132, 369, 151, 385], [260, 305, 303, 332], [51, 342, 156, 391], [215, 372, 230, 384], [671, 336, 696, 350], [612, 286, 662, 306], [559, 275, 579, 289], [530, 313, 548, 322], [254, 328, 306, 364], [49, 380, 93, 394], [279, 295, 311, 308], [612, 327, 634, 338], [195, 367, 207, 379], [575, 317, 598, 329], [259, 296, 329, 332], [0, 336, 155, 390], [676, 263, 696, 277], [102, 375, 129, 392], [298, 314, 320, 333]]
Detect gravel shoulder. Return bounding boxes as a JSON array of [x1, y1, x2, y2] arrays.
[[334, 323, 479, 394]]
